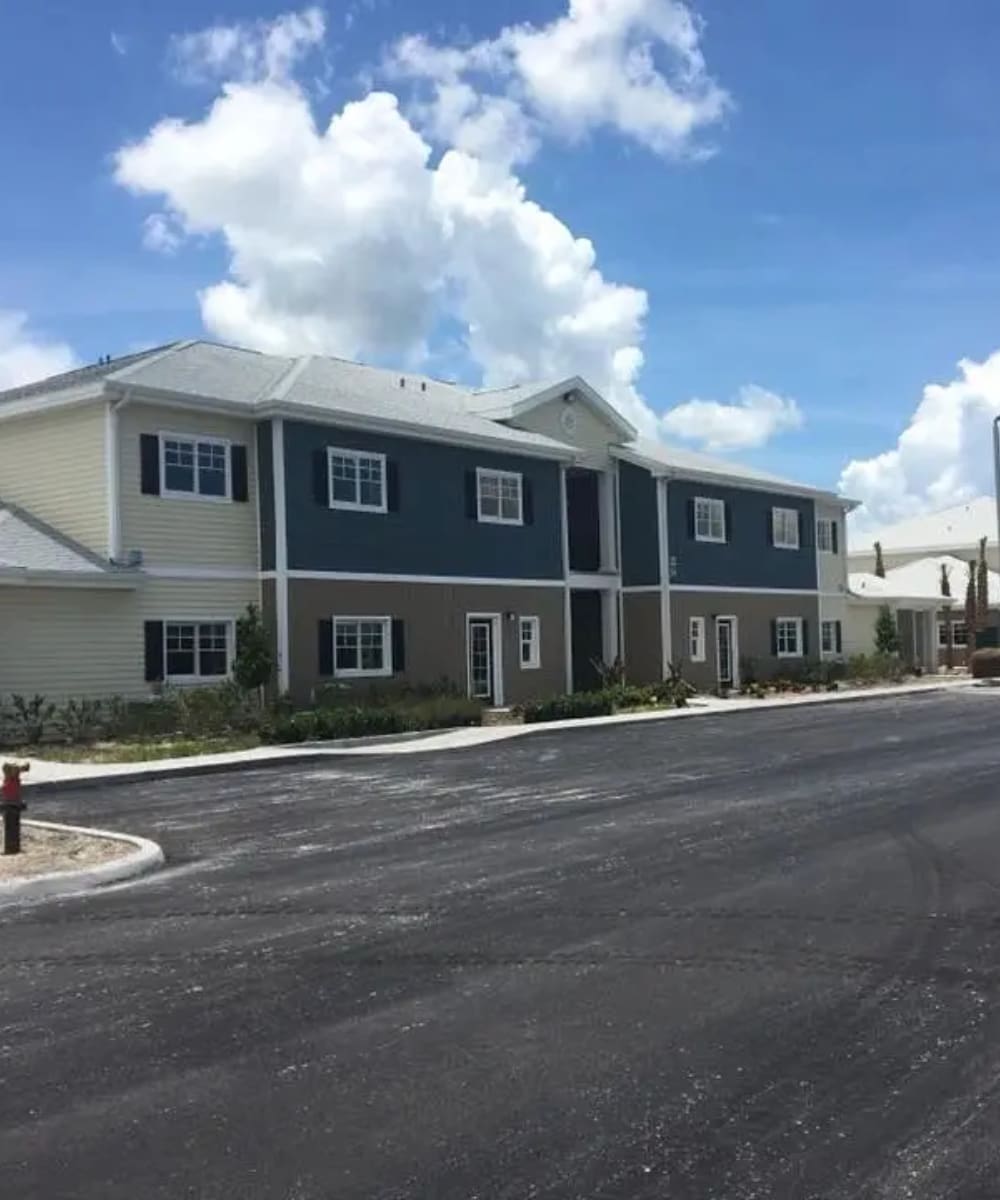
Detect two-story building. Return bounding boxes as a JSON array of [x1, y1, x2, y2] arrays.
[[0, 340, 856, 703]]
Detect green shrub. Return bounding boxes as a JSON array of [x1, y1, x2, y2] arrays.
[[312, 676, 466, 709], [517, 692, 615, 724], [396, 696, 483, 730], [970, 648, 1000, 678], [54, 698, 105, 744], [8, 694, 56, 744], [846, 652, 906, 683], [259, 696, 483, 745]]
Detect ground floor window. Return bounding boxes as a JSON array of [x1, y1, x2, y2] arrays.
[[951, 621, 969, 647], [519, 616, 541, 668], [820, 619, 842, 654], [776, 617, 803, 658], [165, 621, 231, 681], [334, 616, 392, 677], [689, 616, 706, 662]]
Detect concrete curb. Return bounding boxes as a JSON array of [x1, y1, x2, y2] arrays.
[[0, 819, 165, 905], [21, 679, 975, 795]]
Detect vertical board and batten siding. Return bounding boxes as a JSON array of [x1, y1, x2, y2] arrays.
[[0, 402, 108, 554], [618, 461, 660, 587], [118, 401, 259, 570]]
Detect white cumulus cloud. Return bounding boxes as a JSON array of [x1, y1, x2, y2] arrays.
[[0, 312, 77, 390], [388, 0, 730, 165], [839, 351, 1000, 528], [660, 384, 803, 452], [169, 6, 325, 85]]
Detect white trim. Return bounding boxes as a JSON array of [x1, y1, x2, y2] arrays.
[[694, 496, 727, 543], [159, 430, 232, 502], [476, 466, 524, 526], [689, 616, 706, 663], [327, 446, 388, 514], [162, 617, 235, 684], [658, 477, 672, 675], [279, 569, 564, 588], [519, 615, 541, 669], [466, 612, 503, 704], [714, 615, 739, 689], [490, 376, 637, 441], [559, 465, 573, 692], [0, 571, 139, 590], [144, 566, 260, 580], [105, 398, 124, 561], [566, 571, 621, 590], [670, 584, 819, 596], [272, 419, 290, 694], [331, 615, 393, 678], [775, 616, 804, 658], [622, 584, 661, 594], [771, 506, 801, 550]]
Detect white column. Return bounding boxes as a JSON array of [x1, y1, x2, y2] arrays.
[[656, 477, 672, 675], [559, 464, 573, 692], [105, 399, 123, 561], [272, 418, 290, 695]]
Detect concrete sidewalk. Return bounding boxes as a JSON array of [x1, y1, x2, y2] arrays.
[[18, 675, 978, 793]]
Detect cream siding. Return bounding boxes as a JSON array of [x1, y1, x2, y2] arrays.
[[510, 395, 620, 465], [0, 579, 260, 702], [119, 401, 259, 570], [0, 402, 107, 554]]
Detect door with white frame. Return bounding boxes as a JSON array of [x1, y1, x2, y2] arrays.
[[466, 614, 502, 705], [715, 615, 739, 690]]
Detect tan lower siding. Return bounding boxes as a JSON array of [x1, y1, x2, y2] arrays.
[[670, 591, 821, 692], [288, 580, 566, 705], [622, 593, 662, 684]]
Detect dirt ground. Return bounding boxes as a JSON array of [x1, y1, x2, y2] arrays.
[[0, 823, 130, 879]]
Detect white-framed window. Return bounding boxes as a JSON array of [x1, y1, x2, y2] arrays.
[[776, 616, 803, 658], [327, 447, 387, 513], [519, 616, 541, 669], [689, 616, 706, 662], [477, 468, 523, 525], [952, 622, 969, 647], [161, 433, 230, 500], [816, 518, 836, 553], [164, 620, 232, 682], [821, 619, 841, 654], [694, 496, 726, 543], [333, 616, 392, 677], [938, 621, 949, 649], [772, 507, 800, 550]]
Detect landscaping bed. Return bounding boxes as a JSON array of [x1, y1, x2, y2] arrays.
[[0, 824, 131, 880]]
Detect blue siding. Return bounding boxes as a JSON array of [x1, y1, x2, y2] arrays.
[[619, 461, 660, 587], [256, 420, 275, 573], [667, 480, 817, 590], [283, 420, 563, 578]]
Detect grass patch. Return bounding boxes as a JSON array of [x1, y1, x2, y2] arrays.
[[16, 734, 261, 763]]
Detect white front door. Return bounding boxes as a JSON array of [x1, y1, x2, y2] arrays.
[[467, 616, 500, 704], [716, 616, 738, 689]]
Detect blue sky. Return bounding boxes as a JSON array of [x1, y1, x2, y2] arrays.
[[3, 0, 1000, 523]]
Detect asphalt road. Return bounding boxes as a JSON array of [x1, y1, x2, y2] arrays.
[[5, 691, 1000, 1199]]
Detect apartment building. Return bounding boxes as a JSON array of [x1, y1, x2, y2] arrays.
[[0, 341, 855, 702]]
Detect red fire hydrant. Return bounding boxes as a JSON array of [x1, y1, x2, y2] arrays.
[[1, 762, 29, 855]]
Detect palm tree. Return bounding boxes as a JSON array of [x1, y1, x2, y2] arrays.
[[977, 536, 990, 631], [874, 541, 886, 578], [940, 562, 953, 669], [966, 559, 979, 658]]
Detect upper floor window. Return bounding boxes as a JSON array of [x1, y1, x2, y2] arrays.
[[816, 517, 838, 554], [772, 507, 800, 550], [776, 617, 803, 657], [694, 497, 726, 543], [520, 616, 541, 668], [477, 468, 523, 525], [821, 619, 842, 654], [334, 616, 392, 677], [162, 435, 230, 500], [164, 620, 231, 682], [328, 448, 387, 513]]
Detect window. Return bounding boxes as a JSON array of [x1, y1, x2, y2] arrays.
[[952, 622, 969, 647], [817, 518, 837, 553], [772, 507, 800, 550], [328, 448, 387, 512], [164, 621, 231, 681], [938, 621, 949, 649], [694, 497, 726, 543], [477, 468, 523, 525], [821, 619, 841, 654], [776, 617, 803, 657], [520, 617, 541, 669], [161, 435, 230, 499], [689, 616, 706, 662], [333, 617, 392, 677]]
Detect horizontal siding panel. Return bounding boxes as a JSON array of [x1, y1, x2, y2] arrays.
[[0, 403, 107, 554], [119, 402, 259, 570]]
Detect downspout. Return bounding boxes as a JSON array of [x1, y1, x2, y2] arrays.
[[106, 390, 131, 563]]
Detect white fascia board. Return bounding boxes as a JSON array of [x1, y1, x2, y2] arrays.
[[0, 382, 108, 423], [505, 376, 637, 441], [0, 569, 140, 589]]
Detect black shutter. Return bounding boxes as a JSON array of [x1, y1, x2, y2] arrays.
[[522, 477, 534, 525], [687, 499, 696, 540], [144, 621, 164, 682], [313, 451, 329, 507], [386, 460, 400, 512], [770, 619, 778, 657], [392, 619, 406, 673], [831, 520, 839, 555], [230, 444, 249, 502], [835, 620, 843, 654], [318, 619, 334, 676], [140, 434, 160, 496], [724, 502, 732, 543], [766, 509, 774, 546], [801, 620, 809, 657], [465, 470, 478, 520]]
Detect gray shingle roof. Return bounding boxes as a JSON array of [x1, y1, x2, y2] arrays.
[[0, 504, 133, 583], [0, 344, 178, 406]]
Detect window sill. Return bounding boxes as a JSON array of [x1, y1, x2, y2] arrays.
[[160, 490, 233, 505], [329, 501, 388, 515], [333, 669, 394, 679], [477, 514, 524, 527], [773, 543, 801, 552], [694, 535, 727, 545]]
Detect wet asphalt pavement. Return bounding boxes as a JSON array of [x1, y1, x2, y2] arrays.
[[4, 690, 1000, 1199]]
